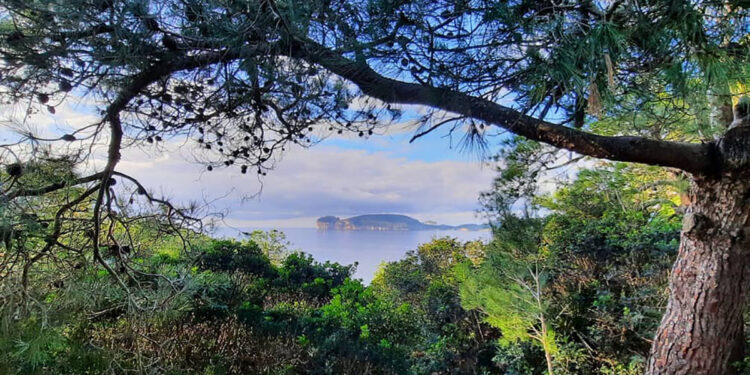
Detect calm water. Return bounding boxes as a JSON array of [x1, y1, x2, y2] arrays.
[[262, 228, 491, 283]]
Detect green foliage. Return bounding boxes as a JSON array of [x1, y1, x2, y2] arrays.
[[538, 165, 681, 372], [198, 239, 275, 277], [3, 1, 747, 373], [275, 252, 353, 295], [1, 0, 742, 187], [458, 215, 557, 374], [247, 229, 294, 265], [1, 228, 424, 374], [0, 142, 700, 375], [372, 237, 500, 374], [0, 157, 700, 375], [307, 279, 417, 373], [475, 136, 685, 373]]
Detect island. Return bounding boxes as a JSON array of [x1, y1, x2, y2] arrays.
[[316, 214, 488, 231]]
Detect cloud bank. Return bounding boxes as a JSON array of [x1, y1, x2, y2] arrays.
[[116, 142, 496, 230], [2, 100, 499, 232]]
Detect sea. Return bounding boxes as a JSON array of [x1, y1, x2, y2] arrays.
[[239, 228, 492, 283]]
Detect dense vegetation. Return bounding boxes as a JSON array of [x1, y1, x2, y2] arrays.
[[1, 147, 710, 374]]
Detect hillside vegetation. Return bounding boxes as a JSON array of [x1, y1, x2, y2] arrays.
[[1, 155, 712, 375]]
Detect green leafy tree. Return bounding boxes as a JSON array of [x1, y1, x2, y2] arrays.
[[459, 216, 557, 375], [538, 164, 682, 374], [247, 229, 293, 265], [308, 279, 417, 374], [478, 141, 685, 374], [372, 238, 499, 374]]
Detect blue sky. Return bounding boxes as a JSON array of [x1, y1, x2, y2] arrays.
[[322, 124, 489, 162], [117, 123, 501, 231], [128, 107, 503, 232], [1, 99, 504, 232]]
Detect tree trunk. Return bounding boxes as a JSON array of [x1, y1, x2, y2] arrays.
[[544, 345, 554, 375], [646, 126, 750, 374], [540, 317, 554, 375]]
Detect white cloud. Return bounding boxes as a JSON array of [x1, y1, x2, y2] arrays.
[[0, 95, 508, 230], [115, 141, 496, 229]]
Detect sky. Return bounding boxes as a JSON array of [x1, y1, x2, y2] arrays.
[[116, 121, 500, 232], [1, 99, 503, 233]]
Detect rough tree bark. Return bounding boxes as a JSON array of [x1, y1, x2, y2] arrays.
[[646, 124, 750, 375]]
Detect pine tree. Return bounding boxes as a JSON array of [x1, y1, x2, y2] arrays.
[[2, 1, 750, 373]]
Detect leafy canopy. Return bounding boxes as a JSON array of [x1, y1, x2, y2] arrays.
[[2, 0, 750, 176]]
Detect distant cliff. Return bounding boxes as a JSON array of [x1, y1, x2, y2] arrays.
[[316, 214, 488, 231]]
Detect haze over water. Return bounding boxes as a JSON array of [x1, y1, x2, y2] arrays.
[[248, 228, 492, 283]]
